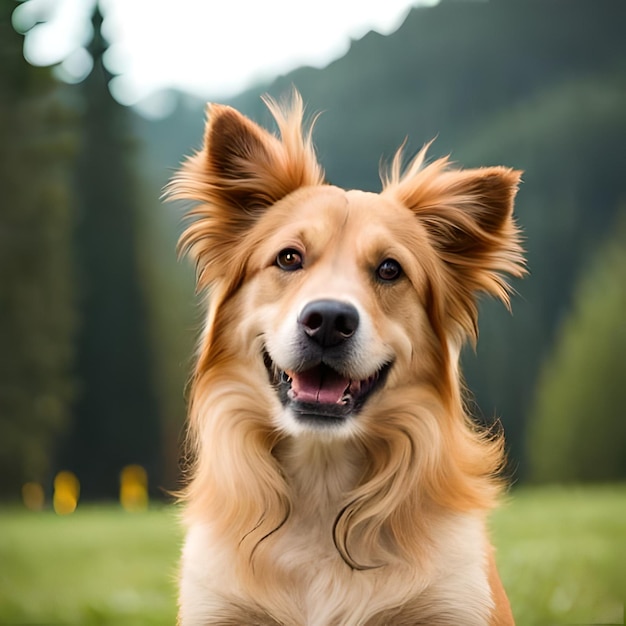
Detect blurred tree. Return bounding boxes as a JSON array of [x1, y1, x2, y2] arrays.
[[526, 211, 626, 482], [58, 5, 162, 498], [0, 0, 76, 497]]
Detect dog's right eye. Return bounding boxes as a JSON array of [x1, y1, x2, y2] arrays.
[[276, 248, 303, 271], [376, 258, 402, 282]]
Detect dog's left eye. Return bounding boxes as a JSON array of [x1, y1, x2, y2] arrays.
[[376, 258, 402, 282], [276, 248, 303, 271]]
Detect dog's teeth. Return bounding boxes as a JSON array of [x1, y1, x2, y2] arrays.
[[280, 371, 292, 384]]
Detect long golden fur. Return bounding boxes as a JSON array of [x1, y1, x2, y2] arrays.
[[167, 92, 524, 625]]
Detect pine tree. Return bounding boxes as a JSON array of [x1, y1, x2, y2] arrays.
[[59, 5, 162, 498], [0, 0, 76, 497]]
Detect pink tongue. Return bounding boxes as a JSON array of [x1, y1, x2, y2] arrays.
[[290, 365, 350, 404]]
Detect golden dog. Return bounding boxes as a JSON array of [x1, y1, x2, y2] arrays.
[[167, 92, 523, 625]]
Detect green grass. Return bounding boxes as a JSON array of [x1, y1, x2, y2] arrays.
[[0, 485, 624, 625], [0, 505, 181, 625], [492, 485, 625, 625]]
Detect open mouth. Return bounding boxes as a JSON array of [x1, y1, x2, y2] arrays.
[[264, 353, 392, 424]]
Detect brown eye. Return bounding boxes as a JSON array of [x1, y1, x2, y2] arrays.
[[376, 258, 402, 282], [276, 248, 303, 271]]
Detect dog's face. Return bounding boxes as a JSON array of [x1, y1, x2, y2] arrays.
[[168, 94, 524, 440], [244, 185, 438, 436]]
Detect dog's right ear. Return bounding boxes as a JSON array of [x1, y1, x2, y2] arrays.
[[199, 103, 304, 211], [165, 94, 324, 290]]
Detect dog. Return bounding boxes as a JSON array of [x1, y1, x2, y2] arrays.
[[167, 91, 523, 625]]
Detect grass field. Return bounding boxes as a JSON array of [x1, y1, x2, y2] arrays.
[[0, 485, 624, 625]]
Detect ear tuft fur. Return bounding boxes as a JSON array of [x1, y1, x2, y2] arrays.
[[383, 145, 526, 340]]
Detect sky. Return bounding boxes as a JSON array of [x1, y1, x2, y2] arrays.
[[13, 0, 437, 116]]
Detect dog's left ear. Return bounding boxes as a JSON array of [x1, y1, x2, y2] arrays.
[[166, 93, 324, 289], [386, 161, 525, 337]]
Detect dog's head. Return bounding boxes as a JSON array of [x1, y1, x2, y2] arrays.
[[168, 93, 524, 440], [167, 93, 525, 569]]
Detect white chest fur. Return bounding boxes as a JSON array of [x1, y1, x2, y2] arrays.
[[178, 440, 494, 626]]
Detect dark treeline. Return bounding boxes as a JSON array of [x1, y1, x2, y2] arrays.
[[0, 0, 76, 498], [1, 0, 625, 499], [1, 1, 163, 499]]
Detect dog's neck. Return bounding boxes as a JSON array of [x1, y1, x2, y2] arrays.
[[275, 436, 363, 515]]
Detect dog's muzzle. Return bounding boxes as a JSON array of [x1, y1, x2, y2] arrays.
[[264, 299, 391, 427]]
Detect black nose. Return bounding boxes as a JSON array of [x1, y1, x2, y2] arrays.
[[298, 299, 359, 348]]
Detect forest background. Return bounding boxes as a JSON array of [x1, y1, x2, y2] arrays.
[[2, 0, 626, 501]]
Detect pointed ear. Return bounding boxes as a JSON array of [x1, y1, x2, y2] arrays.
[[165, 94, 324, 290], [203, 103, 283, 209], [414, 166, 523, 261], [385, 158, 525, 338], [200, 103, 316, 210]]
